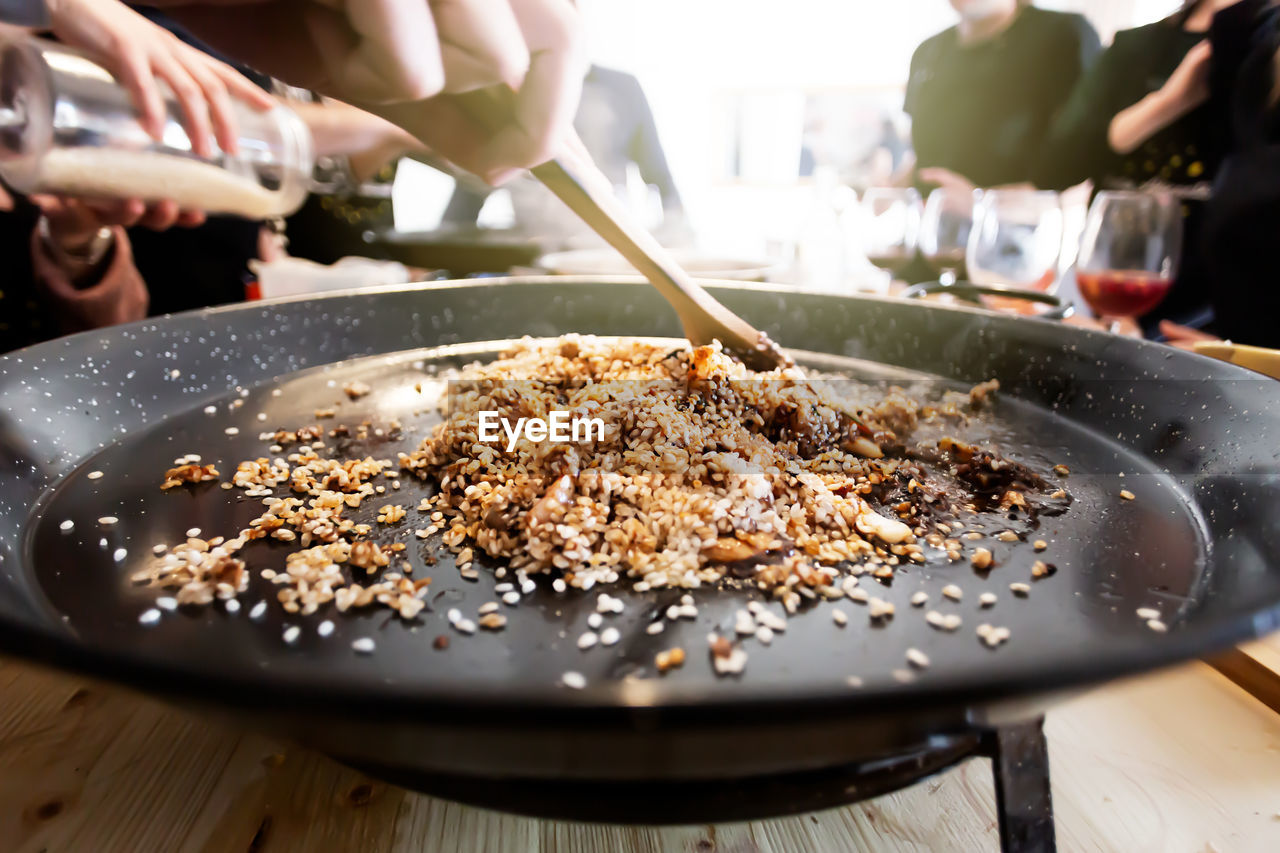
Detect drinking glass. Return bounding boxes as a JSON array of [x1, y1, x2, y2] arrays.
[[1075, 190, 1182, 327], [967, 190, 1064, 311], [858, 187, 921, 279], [919, 187, 975, 285]]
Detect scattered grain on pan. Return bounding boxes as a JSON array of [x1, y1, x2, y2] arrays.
[[502, 591, 521, 606], [112, 548, 127, 562], [203, 405, 217, 415], [1009, 582, 1031, 596], [1031, 560, 1056, 580], [479, 612, 508, 630], [831, 608, 848, 627], [249, 600, 267, 620], [846, 675, 864, 688], [453, 618, 477, 634], [317, 619, 335, 637], [892, 668, 915, 683], [1054, 464, 1070, 476], [1146, 618, 1168, 633], [352, 637, 376, 654], [87, 471, 103, 480], [646, 621, 665, 635], [561, 671, 587, 690], [970, 548, 993, 570], [995, 531, 1019, 543], [98, 516, 118, 526], [577, 631, 599, 650], [926, 610, 962, 632], [283, 625, 301, 644], [910, 591, 929, 607], [906, 648, 930, 669], [138, 608, 161, 626], [479, 602, 500, 616], [1120, 489, 1136, 501], [224, 427, 240, 436], [155, 596, 177, 612], [979, 592, 997, 608], [755, 625, 775, 644], [59, 520, 74, 532], [1033, 540, 1048, 551], [656, 647, 686, 672], [186, 527, 201, 538], [600, 627, 621, 646], [1136, 607, 1161, 620], [224, 598, 240, 614], [942, 584, 963, 601], [868, 597, 895, 621]]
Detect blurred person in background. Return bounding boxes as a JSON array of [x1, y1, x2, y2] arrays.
[[442, 64, 687, 248], [1035, 0, 1261, 334], [904, 0, 1101, 193]]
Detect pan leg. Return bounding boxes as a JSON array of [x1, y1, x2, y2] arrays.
[[983, 718, 1055, 853]]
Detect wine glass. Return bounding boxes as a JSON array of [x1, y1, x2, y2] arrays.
[[858, 188, 921, 280], [967, 190, 1064, 313], [919, 187, 975, 285], [1075, 190, 1182, 328]]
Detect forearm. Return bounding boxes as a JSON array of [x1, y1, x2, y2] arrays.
[[1108, 89, 1195, 156], [30, 225, 148, 334]]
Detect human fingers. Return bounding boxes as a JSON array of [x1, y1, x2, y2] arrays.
[[138, 199, 182, 230], [431, 0, 530, 92], [152, 48, 216, 157], [113, 42, 170, 141]]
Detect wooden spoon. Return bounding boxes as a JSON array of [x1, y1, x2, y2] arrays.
[[454, 87, 790, 371]]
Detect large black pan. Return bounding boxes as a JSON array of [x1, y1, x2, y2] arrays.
[[0, 278, 1277, 823]]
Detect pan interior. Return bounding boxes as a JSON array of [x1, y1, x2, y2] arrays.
[[24, 338, 1209, 706]]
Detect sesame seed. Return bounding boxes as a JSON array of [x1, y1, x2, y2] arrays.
[[155, 596, 178, 612], [87, 471, 103, 480], [942, 584, 963, 601], [224, 599, 240, 614], [502, 591, 521, 606], [352, 637, 376, 654], [249, 601, 267, 620], [152, 543, 167, 554], [755, 625, 775, 644], [600, 627, 621, 646], [455, 619, 476, 634], [892, 668, 914, 683], [552, 579, 567, 593], [479, 602, 500, 615], [646, 621, 665, 635], [138, 608, 161, 626], [1009, 582, 1031, 596], [186, 527, 201, 538], [1146, 618, 1168, 633], [283, 625, 301, 644], [112, 548, 127, 562], [59, 520, 74, 532], [832, 608, 848, 627], [906, 648, 930, 669], [587, 613, 603, 629], [910, 591, 928, 607], [561, 671, 586, 689], [203, 405, 217, 415], [970, 548, 993, 570], [979, 592, 997, 608], [1120, 490, 1135, 500], [1136, 607, 1161, 620], [225, 427, 240, 436], [317, 620, 334, 637], [577, 631, 599, 650], [1033, 540, 1048, 551], [846, 675, 864, 688], [98, 516, 118, 526]]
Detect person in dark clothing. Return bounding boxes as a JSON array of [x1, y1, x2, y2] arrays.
[[1035, 0, 1260, 333], [443, 65, 684, 237], [1197, 1, 1280, 348], [905, 0, 1101, 190]]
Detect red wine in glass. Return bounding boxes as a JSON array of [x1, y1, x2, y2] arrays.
[[1077, 270, 1173, 318]]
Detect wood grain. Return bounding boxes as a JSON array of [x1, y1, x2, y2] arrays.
[[0, 657, 1277, 852], [1209, 635, 1280, 716]]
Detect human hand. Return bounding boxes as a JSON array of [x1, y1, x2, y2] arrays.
[[917, 167, 976, 195], [44, 0, 275, 157], [33, 194, 206, 252], [1157, 319, 1220, 351], [1159, 40, 1212, 115], [155, 0, 585, 184]]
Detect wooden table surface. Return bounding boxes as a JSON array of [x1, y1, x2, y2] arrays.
[[1, 656, 1278, 853]]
